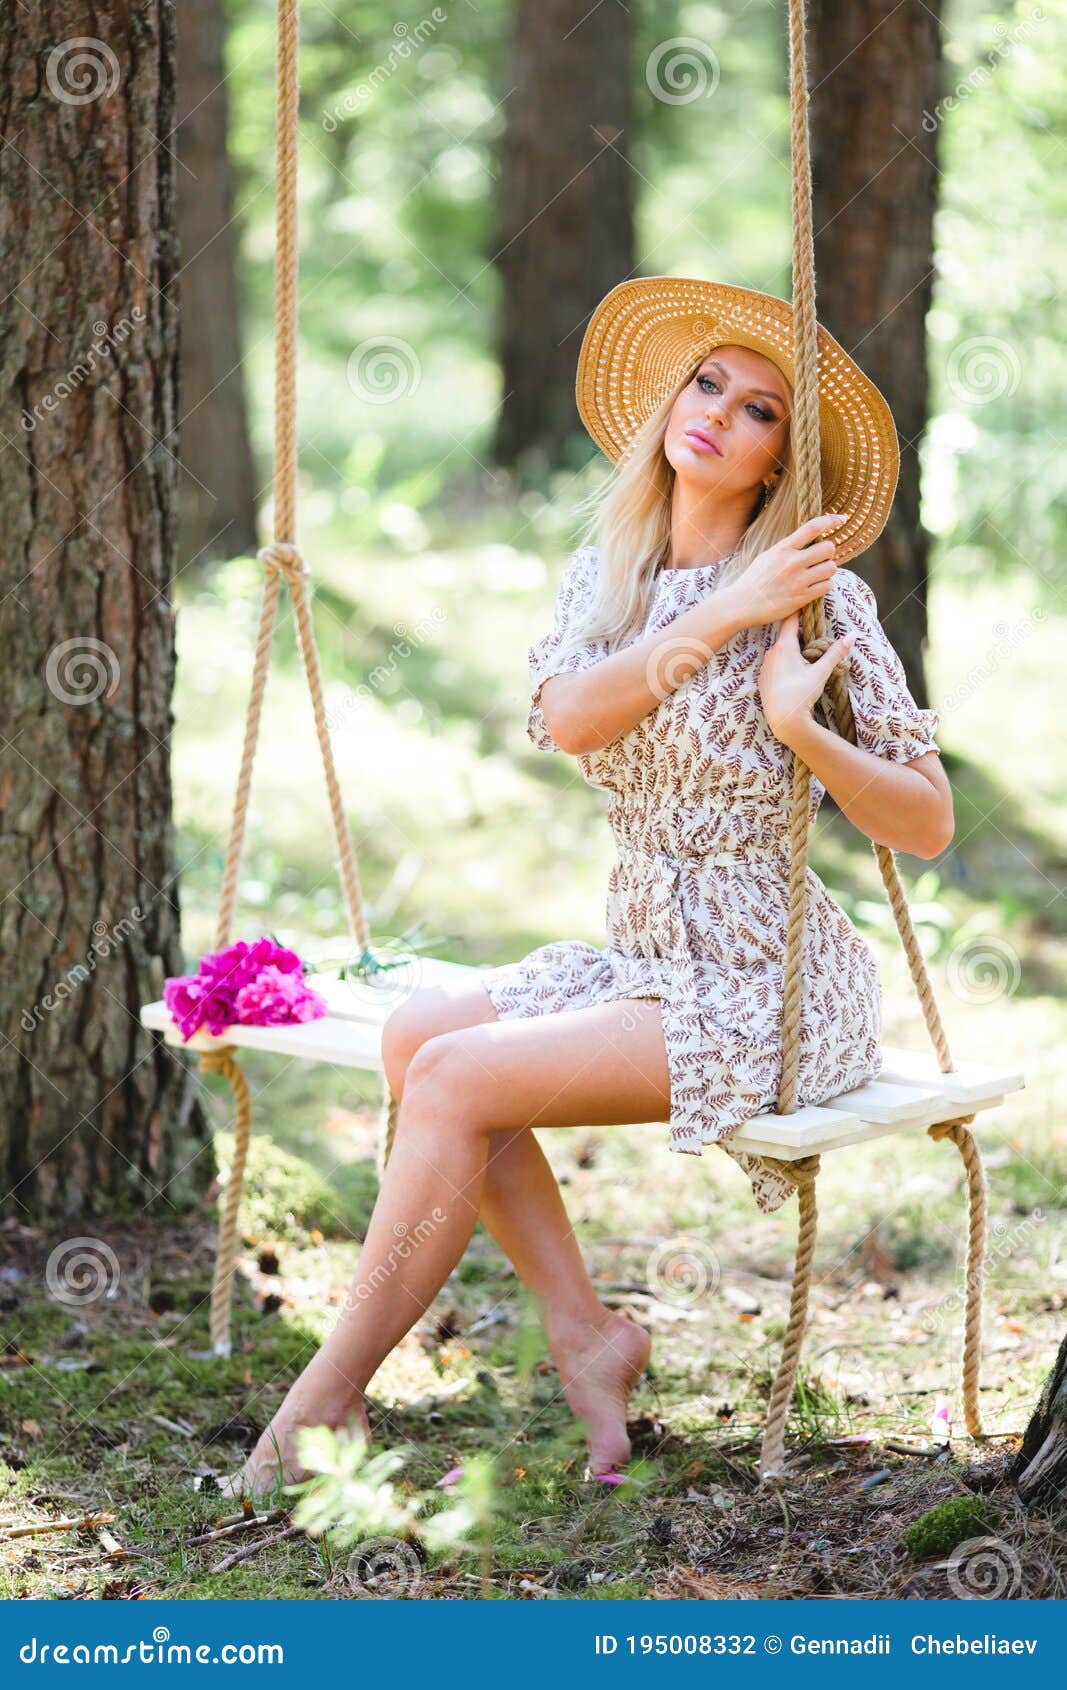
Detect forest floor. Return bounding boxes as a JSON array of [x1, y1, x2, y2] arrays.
[[1, 542, 1064, 1599]]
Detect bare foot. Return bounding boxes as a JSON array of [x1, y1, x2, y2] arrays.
[[217, 1387, 371, 1503], [547, 1309, 652, 1478]]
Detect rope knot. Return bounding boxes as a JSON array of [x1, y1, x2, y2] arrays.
[[801, 635, 836, 663], [927, 1112, 976, 1144], [257, 541, 309, 584], [198, 1044, 238, 1075]]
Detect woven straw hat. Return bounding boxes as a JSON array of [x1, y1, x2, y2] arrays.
[[575, 276, 899, 565]]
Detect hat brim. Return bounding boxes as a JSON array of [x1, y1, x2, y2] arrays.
[[575, 276, 899, 566]]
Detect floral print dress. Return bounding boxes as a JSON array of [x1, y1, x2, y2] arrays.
[[480, 546, 941, 1213]]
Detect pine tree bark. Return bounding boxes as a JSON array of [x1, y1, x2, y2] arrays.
[[176, 0, 259, 568], [0, 5, 211, 1218], [493, 0, 634, 470], [1011, 1327, 1067, 1502], [810, 0, 943, 706]]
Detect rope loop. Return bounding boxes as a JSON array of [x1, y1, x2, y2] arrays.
[[257, 541, 309, 585], [198, 1044, 239, 1075], [800, 635, 836, 662]]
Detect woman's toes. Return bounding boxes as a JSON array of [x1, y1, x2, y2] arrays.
[[551, 1309, 651, 1477]]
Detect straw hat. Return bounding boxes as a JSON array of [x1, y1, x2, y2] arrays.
[[575, 276, 899, 565]]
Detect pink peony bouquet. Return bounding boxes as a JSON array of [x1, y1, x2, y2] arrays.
[[163, 936, 328, 1042]]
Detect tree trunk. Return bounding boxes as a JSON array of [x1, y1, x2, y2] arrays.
[[0, 5, 211, 1218], [176, 0, 260, 568], [1011, 1327, 1067, 1502], [810, 0, 943, 706], [493, 0, 634, 471]]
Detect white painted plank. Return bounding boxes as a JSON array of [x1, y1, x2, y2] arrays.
[[732, 1093, 1006, 1160], [818, 1078, 943, 1126], [878, 1044, 1025, 1104], [139, 1000, 384, 1071]]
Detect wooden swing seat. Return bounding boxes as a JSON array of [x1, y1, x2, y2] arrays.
[[136, 0, 1026, 1480], [139, 954, 1024, 1162]]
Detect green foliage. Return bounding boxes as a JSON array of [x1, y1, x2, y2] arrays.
[[900, 1496, 994, 1559]]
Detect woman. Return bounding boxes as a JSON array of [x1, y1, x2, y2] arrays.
[[224, 278, 953, 1497]]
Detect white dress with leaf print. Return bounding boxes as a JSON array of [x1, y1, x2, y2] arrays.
[[481, 546, 942, 1213]]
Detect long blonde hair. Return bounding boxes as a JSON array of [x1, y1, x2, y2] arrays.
[[557, 353, 800, 662]]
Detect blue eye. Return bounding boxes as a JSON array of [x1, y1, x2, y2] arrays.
[[697, 374, 774, 422]]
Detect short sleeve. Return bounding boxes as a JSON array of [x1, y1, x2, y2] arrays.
[[820, 568, 941, 762], [526, 546, 611, 752]]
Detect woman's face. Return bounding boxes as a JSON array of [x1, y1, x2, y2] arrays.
[[663, 343, 791, 498]]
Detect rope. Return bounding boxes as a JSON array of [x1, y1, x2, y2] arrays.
[[759, 0, 984, 1479], [928, 1115, 985, 1437], [775, 0, 953, 1111], [377, 1087, 400, 1180], [196, 0, 379, 1356], [198, 1046, 251, 1357], [758, 1154, 820, 1479]]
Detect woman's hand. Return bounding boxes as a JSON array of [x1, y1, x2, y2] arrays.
[[757, 609, 855, 746], [727, 513, 848, 629]]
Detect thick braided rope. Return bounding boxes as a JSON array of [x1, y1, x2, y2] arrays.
[[198, 1046, 251, 1356], [377, 1087, 400, 1180], [776, 0, 829, 1114], [757, 1154, 821, 1479], [928, 1115, 986, 1437], [199, 0, 377, 1351], [776, 0, 953, 1114]]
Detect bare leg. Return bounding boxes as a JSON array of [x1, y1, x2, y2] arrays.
[[386, 985, 654, 1474], [223, 995, 670, 1497]]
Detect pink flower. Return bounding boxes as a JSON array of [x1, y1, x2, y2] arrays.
[[234, 964, 327, 1026], [435, 1466, 465, 1489], [930, 1395, 953, 1444], [163, 937, 324, 1040]]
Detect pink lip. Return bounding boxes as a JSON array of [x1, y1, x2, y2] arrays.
[[685, 427, 723, 457]]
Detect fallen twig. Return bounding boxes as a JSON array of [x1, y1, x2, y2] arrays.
[[1, 1512, 114, 1541], [151, 1413, 194, 1438], [210, 1523, 304, 1572], [187, 1510, 286, 1547]]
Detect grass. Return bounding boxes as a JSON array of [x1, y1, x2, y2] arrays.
[[1, 533, 1065, 1598]]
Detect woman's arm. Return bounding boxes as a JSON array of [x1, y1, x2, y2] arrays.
[[776, 717, 952, 858], [540, 514, 847, 755], [539, 588, 747, 755]]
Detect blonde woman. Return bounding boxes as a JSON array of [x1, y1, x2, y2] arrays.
[[225, 279, 952, 1498]]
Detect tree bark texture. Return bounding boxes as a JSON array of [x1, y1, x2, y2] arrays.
[[0, 4, 211, 1219]]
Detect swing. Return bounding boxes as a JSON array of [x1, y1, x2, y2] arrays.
[[139, 0, 1025, 1481]]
